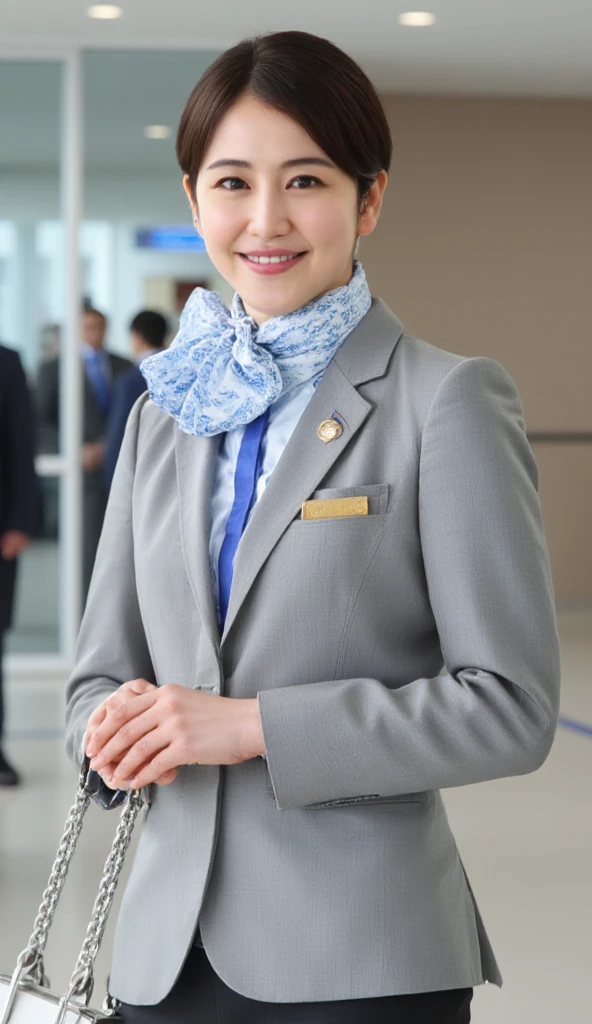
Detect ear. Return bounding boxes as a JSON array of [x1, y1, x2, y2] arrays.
[[183, 174, 202, 236], [357, 170, 388, 238]]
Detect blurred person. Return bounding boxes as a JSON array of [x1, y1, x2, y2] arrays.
[[104, 310, 169, 486], [38, 322, 61, 364], [36, 308, 132, 599], [66, 31, 560, 1024], [0, 345, 38, 786]]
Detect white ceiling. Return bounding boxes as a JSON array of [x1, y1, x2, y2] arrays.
[[1, 0, 592, 98]]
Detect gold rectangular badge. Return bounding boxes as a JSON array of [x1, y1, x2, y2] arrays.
[[301, 496, 369, 520]]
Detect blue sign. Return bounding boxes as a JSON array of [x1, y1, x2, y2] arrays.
[[135, 226, 206, 252]]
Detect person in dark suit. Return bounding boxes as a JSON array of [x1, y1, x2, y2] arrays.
[[0, 345, 38, 786], [36, 308, 132, 600], [104, 311, 169, 487]]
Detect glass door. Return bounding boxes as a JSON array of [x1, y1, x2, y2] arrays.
[[1, 53, 83, 673]]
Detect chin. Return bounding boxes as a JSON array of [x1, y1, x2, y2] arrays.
[[243, 283, 321, 321]]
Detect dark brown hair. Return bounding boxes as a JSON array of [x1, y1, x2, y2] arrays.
[[177, 31, 392, 206]]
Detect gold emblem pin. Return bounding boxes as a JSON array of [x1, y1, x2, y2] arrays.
[[317, 418, 343, 443]]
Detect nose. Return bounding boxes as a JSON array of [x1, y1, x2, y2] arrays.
[[247, 184, 291, 240]]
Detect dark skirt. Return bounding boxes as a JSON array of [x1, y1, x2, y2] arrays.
[[118, 946, 472, 1024]]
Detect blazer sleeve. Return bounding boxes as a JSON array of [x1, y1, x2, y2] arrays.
[[65, 393, 156, 776], [1, 350, 39, 535], [258, 357, 561, 810]]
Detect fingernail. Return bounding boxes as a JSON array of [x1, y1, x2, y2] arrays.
[[90, 758, 103, 770]]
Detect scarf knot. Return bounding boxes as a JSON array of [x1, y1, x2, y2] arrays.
[[141, 260, 371, 436]]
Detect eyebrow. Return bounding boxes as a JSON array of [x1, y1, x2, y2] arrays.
[[205, 157, 336, 171]]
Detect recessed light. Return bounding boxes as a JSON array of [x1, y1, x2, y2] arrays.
[[87, 5, 124, 19], [144, 125, 171, 140], [398, 11, 436, 27]]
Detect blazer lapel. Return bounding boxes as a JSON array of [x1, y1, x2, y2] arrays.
[[175, 428, 222, 656], [220, 299, 405, 643]]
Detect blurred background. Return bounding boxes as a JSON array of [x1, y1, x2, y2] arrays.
[[0, 3, 590, 1023]]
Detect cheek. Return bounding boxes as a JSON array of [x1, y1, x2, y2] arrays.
[[196, 198, 241, 248], [298, 201, 357, 247]]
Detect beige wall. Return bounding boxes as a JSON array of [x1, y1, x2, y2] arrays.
[[362, 96, 592, 602]]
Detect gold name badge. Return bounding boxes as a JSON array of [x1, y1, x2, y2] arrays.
[[301, 496, 369, 520]]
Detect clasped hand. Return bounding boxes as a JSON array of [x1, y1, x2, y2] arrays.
[[85, 678, 265, 791]]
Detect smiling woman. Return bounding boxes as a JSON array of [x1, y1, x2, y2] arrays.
[[175, 33, 391, 321], [65, 27, 559, 1024]]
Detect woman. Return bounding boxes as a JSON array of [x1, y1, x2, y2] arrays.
[[66, 30, 560, 1024]]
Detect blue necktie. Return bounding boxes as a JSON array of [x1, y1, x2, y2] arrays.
[[217, 409, 270, 630], [86, 351, 111, 417]]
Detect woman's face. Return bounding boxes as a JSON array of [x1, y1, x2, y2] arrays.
[[184, 93, 386, 324]]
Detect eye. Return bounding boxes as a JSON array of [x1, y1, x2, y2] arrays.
[[289, 175, 323, 189], [217, 177, 247, 190]]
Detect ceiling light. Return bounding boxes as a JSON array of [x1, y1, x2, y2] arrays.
[[87, 5, 124, 19], [144, 125, 171, 140], [398, 11, 436, 27]]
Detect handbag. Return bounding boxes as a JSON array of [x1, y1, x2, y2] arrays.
[[0, 762, 146, 1023]]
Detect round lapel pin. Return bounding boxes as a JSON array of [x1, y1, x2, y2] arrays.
[[317, 418, 343, 443]]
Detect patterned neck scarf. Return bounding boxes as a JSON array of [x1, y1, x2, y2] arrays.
[[140, 260, 371, 436]]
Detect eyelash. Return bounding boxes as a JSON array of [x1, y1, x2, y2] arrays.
[[216, 175, 323, 191]]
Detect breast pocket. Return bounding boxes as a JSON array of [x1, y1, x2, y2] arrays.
[[296, 483, 390, 522]]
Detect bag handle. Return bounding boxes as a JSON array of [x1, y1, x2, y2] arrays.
[[1, 762, 147, 1024], [57, 785, 145, 1013]]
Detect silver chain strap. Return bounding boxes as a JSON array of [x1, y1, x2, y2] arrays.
[[6, 765, 146, 1024], [16, 769, 92, 987], [63, 789, 145, 1005]]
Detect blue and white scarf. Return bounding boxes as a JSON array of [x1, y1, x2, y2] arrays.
[[141, 260, 371, 436]]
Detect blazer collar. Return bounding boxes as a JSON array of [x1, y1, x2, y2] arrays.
[[175, 298, 405, 653]]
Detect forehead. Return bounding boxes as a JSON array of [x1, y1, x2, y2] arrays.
[[202, 94, 328, 166], [84, 313, 104, 325]]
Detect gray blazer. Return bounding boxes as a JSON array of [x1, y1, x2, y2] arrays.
[[65, 298, 560, 1006]]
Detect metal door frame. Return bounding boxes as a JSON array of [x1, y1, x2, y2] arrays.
[[0, 49, 83, 676]]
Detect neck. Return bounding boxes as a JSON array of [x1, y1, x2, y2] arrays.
[[240, 259, 358, 326]]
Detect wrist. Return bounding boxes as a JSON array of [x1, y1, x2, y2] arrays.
[[242, 698, 266, 760]]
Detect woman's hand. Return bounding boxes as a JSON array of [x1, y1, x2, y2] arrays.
[[86, 681, 265, 790], [85, 679, 177, 788]]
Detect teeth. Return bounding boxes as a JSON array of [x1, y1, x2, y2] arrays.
[[245, 254, 299, 264]]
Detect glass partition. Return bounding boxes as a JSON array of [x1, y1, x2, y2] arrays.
[[82, 50, 229, 359], [0, 61, 65, 655]]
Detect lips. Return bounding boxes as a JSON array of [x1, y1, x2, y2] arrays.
[[241, 251, 306, 264], [237, 251, 307, 275]]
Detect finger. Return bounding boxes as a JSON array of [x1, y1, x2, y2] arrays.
[[86, 680, 156, 740], [125, 678, 157, 695], [85, 708, 108, 751], [124, 748, 179, 791], [87, 702, 108, 734], [89, 707, 161, 771], [86, 691, 158, 757], [112, 733, 171, 788], [104, 764, 177, 788], [96, 761, 125, 790]]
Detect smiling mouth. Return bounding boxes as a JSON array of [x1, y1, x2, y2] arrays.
[[239, 252, 307, 264]]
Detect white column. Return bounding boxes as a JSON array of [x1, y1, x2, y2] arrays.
[[60, 51, 84, 663]]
